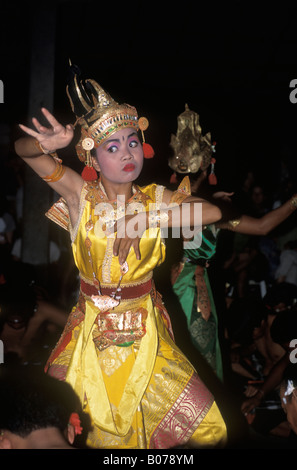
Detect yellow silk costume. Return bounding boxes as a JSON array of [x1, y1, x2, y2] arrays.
[[46, 180, 227, 449]]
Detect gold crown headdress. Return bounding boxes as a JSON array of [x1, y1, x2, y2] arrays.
[[67, 63, 154, 181], [168, 104, 217, 184]]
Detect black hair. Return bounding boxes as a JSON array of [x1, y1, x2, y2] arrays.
[[0, 282, 36, 333], [264, 282, 297, 311], [284, 239, 297, 250], [270, 307, 297, 346], [283, 363, 297, 384], [225, 296, 267, 344], [0, 367, 81, 438]]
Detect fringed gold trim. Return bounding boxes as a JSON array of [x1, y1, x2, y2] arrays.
[[169, 176, 191, 205], [45, 197, 70, 231]]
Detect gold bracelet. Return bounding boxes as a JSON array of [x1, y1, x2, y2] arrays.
[[35, 139, 56, 155], [42, 155, 65, 183], [290, 195, 297, 210]]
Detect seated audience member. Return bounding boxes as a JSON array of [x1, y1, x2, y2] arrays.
[[225, 296, 268, 381], [261, 283, 297, 373], [275, 240, 297, 285], [0, 367, 85, 449], [280, 364, 297, 439], [241, 306, 297, 439], [0, 262, 67, 364], [0, 281, 36, 363]]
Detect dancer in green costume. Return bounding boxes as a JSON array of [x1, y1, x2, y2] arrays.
[[169, 105, 297, 382]]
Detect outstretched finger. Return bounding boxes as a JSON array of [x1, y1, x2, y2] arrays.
[[31, 117, 53, 135], [19, 123, 39, 139], [132, 238, 141, 261], [41, 107, 62, 128], [116, 239, 131, 265], [113, 236, 120, 257], [118, 248, 130, 266]]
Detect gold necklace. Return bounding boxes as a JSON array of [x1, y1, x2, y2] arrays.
[[85, 216, 129, 313], [83, 179, 150, 312]]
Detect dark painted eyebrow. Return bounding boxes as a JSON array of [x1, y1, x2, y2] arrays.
[[104, 132, 138, 144]]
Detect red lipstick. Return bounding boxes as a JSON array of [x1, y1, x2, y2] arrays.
[[123, 164, 135, 172]]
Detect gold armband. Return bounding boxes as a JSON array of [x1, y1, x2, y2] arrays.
[[290, 195, 297, 210], [42, 155, 65, 183], [228, 218, 241, 229], [35, 139, 57, 155]]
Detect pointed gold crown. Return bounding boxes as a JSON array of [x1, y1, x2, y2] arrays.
[[168, 104, 213, 174], [66, 64, 139, 161]]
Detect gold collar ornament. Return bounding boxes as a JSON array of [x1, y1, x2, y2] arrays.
[[85, 214, 129, 311], [66, 63, 154, 181], [168, 104, 217, 185]]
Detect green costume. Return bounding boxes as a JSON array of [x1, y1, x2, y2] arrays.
[[172, 225, 224, 381]]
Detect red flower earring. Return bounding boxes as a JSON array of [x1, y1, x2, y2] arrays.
[[138, 117, 155, 159], [81, 136, 98, 182]]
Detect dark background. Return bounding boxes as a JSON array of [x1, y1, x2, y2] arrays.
[[1, 0, 297, 192], [1, 0, 297, 447]]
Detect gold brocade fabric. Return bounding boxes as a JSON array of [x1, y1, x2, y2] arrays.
[[46, 181, 227, 449]]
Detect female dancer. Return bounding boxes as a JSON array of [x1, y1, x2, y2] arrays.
[[14, 66, 226, 449], [169, 105, 297, 382]]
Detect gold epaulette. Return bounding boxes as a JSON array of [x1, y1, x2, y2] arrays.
[[45, 197, 70, 231], [169, 176, 191, 205]]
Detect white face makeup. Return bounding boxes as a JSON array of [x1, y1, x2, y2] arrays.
[[93, 128, 143, 185]]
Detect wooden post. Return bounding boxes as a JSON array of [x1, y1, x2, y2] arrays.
[[21, 5, 56, 284]]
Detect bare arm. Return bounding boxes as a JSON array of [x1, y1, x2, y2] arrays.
[[218, 196, 297, 235], [241, 352, 290, 415], [14, 108, 84, 226], [113, 188, 222, 265], [162, 189, 222, 227]]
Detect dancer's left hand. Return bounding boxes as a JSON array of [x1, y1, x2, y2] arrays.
[[111, 212, 148, 265]]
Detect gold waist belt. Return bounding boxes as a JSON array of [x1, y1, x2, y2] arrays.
[[93, 307, 148, 351], [98, 308, 148, 332], [80, 278, 152, 350]]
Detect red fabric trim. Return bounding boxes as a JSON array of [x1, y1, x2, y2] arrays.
[[80, 279, 152, 299], [149, 372, 214, 449], [45, 331, 72, 373]]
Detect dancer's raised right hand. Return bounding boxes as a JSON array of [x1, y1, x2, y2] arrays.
[[19, 107, 74, 153]]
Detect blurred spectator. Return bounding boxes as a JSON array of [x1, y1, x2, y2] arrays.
[[11, 238, 61, 264], [259, 283, 297, 374], [225, 296, 267, 381], [241, 303, 297, 440], [0, 261, 67, 366], [0, 367, 86, 449], [264, 282, 297, 312], [0, 279, 36, 363], [274, 240, 297, 286], [0, 195, 16, 274], [223, 236, 269, 298], [248, 184, 269, 218], [279, 364, 297, 439]]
